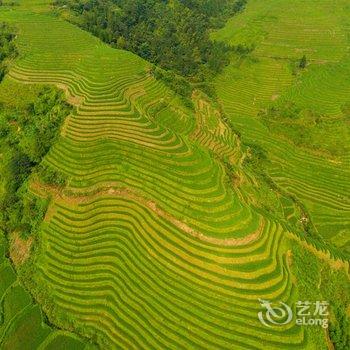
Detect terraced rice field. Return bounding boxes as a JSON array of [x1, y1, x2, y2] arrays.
[[0, 0, 348, 349], [214, 0, 350, 252], [213, 0, 349, 62], [0, 232, 86, 349]]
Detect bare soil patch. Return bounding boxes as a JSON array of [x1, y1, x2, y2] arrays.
[[9, 232, 34, 267]]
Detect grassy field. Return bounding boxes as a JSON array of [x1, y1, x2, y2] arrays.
[[0, 0, 348, 349]]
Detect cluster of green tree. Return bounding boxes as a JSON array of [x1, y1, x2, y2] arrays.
[[259, 101, 350, 158], [150, 66, 194, 108], [54, 0, 246, 78], [289, 54, 308, 75], [329, 302, 350, 349], [0, 87, 71, 238], [299, 54, 307, 69], [0, 1, 18, 6], [0, 22, 17, 81]]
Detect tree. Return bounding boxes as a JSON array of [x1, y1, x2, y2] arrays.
[[299, 55, 307, 69], [116, 36, 126, 49]]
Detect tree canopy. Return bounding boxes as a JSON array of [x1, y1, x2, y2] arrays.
[[0, 22, 17, 81], [54, 0, 246, 78], [0, 87, 71, 238]]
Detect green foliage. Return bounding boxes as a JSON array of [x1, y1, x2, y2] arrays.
[[151, 66, 194, 108], [291, 242, 350, 349], [299, 54, 307, 69], [329, 302, 350, 349], [0, 22, 17, 82], [259, 101, 350, 157], [54, 0, 244, 78], [289, 55, 308, 75], [36, 163, 67, 187], [241, 140, 329, 241], [0, 87, 71, 238], [178, 0, 247, 26], [320, 266, 350, 348], [232, 43, 255, 57], [243, 142, 268, 167], [1, 87, 70, 161], [2, 182, 49, 238]]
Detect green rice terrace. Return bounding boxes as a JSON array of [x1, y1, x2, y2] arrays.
[[0, 0, 349, 349]]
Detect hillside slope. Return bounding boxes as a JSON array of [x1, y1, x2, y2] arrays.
[[0, 0, 348, 349], [214, 0, 350, 254]]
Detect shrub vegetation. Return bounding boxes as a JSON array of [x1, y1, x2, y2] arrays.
[[0, 22, 17, 81], [0, 87, 71, 238]]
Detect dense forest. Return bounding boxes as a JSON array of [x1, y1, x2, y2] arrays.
[[54, 0, 246, 78]]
